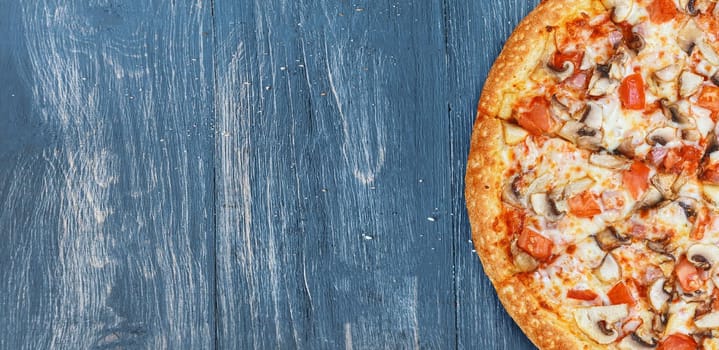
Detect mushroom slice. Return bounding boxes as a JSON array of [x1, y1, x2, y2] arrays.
[[703, 184, 719, 206], [548, 60, 576, 81], [590, 153, 630, 169], [526, 173, 552, 198], [595, 253, 621, 282], [558, 120, 584, 143], [661, 100, 695, 129], [595, 227, 630, 251], [655, 64, 682, 82], [683, 129, 701, 142], [636, 186, 664, 210], [649, 278, 671, 312], [712, 72, 719, 87], [612, 0, 634, 22], [581, 102, 604, 129], [698, 40, 719, 66], [577, 128, 604, 151], [530, 192, 564, 221], [589, 77, 619, 97], [680, 71, 704, 97], [646, 127, 677, 146], [677, 19, 703, 54], [550, 95, 571, 121], [627, 32, 646, 53], [683, 0, 700, 16], [502, 121, 529, 145], [651, 173, 678, 200], [511, 240, 539, 272], [677, 197, 698, 221], [573, 305, 629, 344], [687, 243, 719, 270], [695, 311, 719, 329], [502, 175, 523, 207], [564, 177, 596, 198]]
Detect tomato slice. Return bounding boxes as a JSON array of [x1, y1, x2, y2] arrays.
[[647, 0, 679, 24], [663, 146, 702, 175], [698, 85, 719, 116], [607, 281, 636, 306], [567, 288, 598, 301], [568, 191, 602, 218], [619, 73, 646, 110], [657, 333, 697, 350], [517, 227, 554, 262], [516, 97, 556, 136], [622, 161, 650, 200], [675, 256, 702, 293]]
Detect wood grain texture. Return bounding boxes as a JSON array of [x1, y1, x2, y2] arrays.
[[212, 0, 456, 348], [0, 0, 540, 348], [0, 0, 215, 348]]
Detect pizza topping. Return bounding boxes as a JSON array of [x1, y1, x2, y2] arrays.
[[647, 0, 679, 24], [683, 0, 699, 17], [619, 73, 646, 110], [646, 127, 677, 146], [698, 85, 719, 114], [697, 40, 719, 67], [680, 70, 704, 98], [621, 331, 659, 349], [651, 173, 679, 201], [608, 281, 636, 306], [511, 240, 540, 273], [657, 333, 697, 350], [649, 278, 671, 312], [568, 191, 603, 218], [694, 311, 719, 329], [660, 100, 695, 130], [677, 19, 703, 54], [529, 192, 564, 221], [686, 243, 719, 270], [573, 304, 629, 344], [623, 161, 651, 200], [655, 64, 683, 82], [567, 288, 600, 301], [501, 121, 530, 145], [517, 227, 554, 262], [516, 97, 558, 135], [589, 153, 630, 169], [596, 253, 622, 282], [595, 227, 630, 251], [675, 256, 702, 293]]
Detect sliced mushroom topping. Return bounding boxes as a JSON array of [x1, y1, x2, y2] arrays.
[[530, 192, 564, 221], [612, 0, 634, 22], [548, 60, 576, 81], [651, 173, 678, 200], [595, 253, 621, 282], [636, 186, 664, 210], [682, 129, 701, 142], [649, 278, 671, 312], [616, 138, 636, 158], [564, 177, 596, 198], [502, 175, 523, 207], [627, 33, 646, 53], [646, 127, 677, 146], [661, 100, 695, 129], [687, 244, 719, 270], [573, 304, 629, 344], [712, 72, 719, 87], [595, 227, 630, 251], [677, 197, 698, 221], [655, 64, 683, 82], [577, 128, 604, 151], [677, 19, 703, 54], [702, 184, 719, 206], [698, 40, 719, 66], [589, 77, 619, 97], [581, 102, 604, 129], [558, 120, 584, 143], [502, 122, 530, 145], [684, 0, 699, 16], [630, 329, 659, 348], [511, 240, 540, 272], [589, 153, 630, 169], [526, 174, 552, 199], [647, 239, 675, 256], [680, 71, 704, 97], [652, 312, 668, 334], [695, 311, 719, 329], [550, 95, 571, 121]]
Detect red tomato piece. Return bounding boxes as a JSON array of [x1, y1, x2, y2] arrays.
[[619, 73, 646, 110], [568, 191, 602, 218], [622, 162, 650, 200], [647, 0, 679, 24], [698, 85, 719, 116], [567, 288, 598, 301], [517, 227, 554, 262], [675, 256, 702, 293], [607, 281, 636, 306], [663, 146, 702, 175], [550, 51, 584, 72], [657, 333, 697, 350], [516, 97, 555, 136]]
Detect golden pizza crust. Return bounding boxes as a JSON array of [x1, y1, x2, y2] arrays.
[[466, 0, 612, 349]]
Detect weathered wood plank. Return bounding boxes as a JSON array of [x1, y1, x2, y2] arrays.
[[446, 0, 539, 349], [213, 0, 455, 348], [0, 1, 215, 348]]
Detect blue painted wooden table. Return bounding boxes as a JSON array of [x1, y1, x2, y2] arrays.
[[0, 0, 541, 348]]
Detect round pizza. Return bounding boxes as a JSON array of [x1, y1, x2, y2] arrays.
[[466, 0, 719, 349]]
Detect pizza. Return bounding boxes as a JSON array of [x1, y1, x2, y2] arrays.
[[465, 0, 719, 349]]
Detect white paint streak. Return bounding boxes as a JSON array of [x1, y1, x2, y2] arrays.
[[344, 323, 354, 350]]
